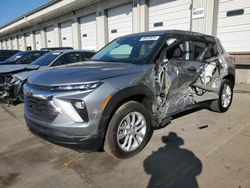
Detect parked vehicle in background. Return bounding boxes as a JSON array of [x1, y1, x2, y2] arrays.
[[0, 51, 48, 65], [0, 50, 95, 103], [23, 30, 235, 159], [41, 47, 73, 51], [0, 50, 20, 61]]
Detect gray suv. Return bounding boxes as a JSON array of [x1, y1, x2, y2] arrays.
[[23, 30, 235, 159]]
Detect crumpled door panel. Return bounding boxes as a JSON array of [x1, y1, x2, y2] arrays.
[[155, 59, 205, 116], [192, 57, 227, 102], [154, 55, 227, 122]]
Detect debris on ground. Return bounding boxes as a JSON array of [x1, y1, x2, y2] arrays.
[[198, 125, 208, 129], [224, 165, 230, 169]]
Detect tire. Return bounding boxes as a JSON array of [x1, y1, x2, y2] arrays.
[[210, 79, 233, 112], [18, 89, 24, 102], [104, 101, 153, 159]]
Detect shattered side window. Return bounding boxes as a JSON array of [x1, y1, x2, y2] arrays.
[[204, 43, 219, 60], [191, 41, 207, 60], [165, 44, 184, 60]]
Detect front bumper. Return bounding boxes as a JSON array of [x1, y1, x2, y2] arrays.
[[0, 76, 23, 103], [25, 115, 102, 149], [23, 82, 116, 149]]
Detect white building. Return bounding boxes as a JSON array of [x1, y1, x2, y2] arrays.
[[0, 0, 249, 54]]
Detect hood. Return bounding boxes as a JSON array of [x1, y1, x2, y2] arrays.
[[15, 61, 87, 81], [0, 64, 40, 74], [28, 62, 145, 86]]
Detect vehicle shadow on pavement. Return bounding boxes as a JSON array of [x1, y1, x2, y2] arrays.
[[144, 132, 202, 188]]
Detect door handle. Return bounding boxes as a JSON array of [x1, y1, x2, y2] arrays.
[[187, 67, 197, 72]]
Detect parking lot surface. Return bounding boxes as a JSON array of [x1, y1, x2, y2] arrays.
[[0, 85, 250, 188]]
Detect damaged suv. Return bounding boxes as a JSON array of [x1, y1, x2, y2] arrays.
[[24, 30, 235, 159]]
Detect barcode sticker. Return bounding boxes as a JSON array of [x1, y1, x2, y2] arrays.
[[140, 36, 160, 41]]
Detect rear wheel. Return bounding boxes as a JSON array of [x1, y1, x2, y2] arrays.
[[104, 101, 153, 159], [210, 79, 233, 112]]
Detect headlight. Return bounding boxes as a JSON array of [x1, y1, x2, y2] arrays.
[[49, 82, 102, 92]]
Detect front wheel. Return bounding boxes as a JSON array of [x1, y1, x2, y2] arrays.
[[210, 79, 233, 112], [104, 101, 153, 159], [18, 89, 24, 102]]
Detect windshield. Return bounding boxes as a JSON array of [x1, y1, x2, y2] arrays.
[[5, 52, 26, 63], [31, 52, 63, 66], [91, 35, 163, 64]]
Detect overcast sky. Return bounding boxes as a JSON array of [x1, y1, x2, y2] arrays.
[[0, 0, 49, 27]]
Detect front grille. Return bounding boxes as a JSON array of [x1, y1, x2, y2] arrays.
[[25, 96, 59, 123], [0, 74, 12, 85]]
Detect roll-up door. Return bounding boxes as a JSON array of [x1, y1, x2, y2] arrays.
[[80, 14, 97, 50], [25, 32, 32, 50], [217, 0, 250, 52], [3, 40, 7, 49], [17, 35, 23, 50], [60, 21, 73, 47], [34, 30, 42, 50], [149, 0, 191, 31], [107, 4, 133, 42], [7, 39, 11, 49], [45, 26, 55, 48], [11, 37, 17, 50]]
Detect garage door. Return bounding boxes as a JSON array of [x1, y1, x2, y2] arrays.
[[2, 40, 6, 49], [45, 26, 55, 48], [80, 14, 97, 50], [25, 32, 32, 50], [60, 21, 73, 47], [149, 0, 191, 31], [11, 37, 17, 50], [6, 39, 11, 49], [34, 30, 42, 50], [217, 0, 250, 52], [108, 4, 133, 42], [17, 35, 23, 50]]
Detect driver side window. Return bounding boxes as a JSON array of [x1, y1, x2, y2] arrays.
[[165, 41, 189, 61], [190, 41, 207, 61], [159, 39, 208, 63], [203, 43, 219, 60]]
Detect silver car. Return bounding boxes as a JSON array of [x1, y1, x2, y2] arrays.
[[0, 50, 95, 103], [23, 30, 235, 159]]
